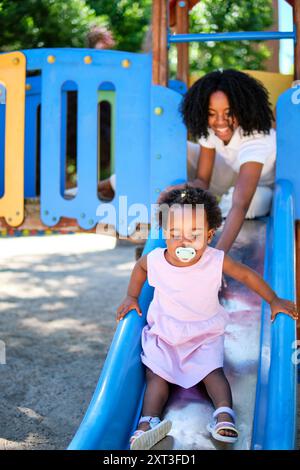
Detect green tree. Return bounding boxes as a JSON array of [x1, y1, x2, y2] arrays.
[[185, 0, 274, 74], [0, 0, 97, 51], [90, 0, 274, 73], [0, 0, 274, 73], [86, 0, 152, 52]]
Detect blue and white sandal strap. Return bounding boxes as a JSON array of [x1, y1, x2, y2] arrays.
[[139, 416, 161, 428], [213, 406, 236, 422]]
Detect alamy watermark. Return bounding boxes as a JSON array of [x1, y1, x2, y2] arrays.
[[292, 340, 300, 365], [96, 198, 205, 241], [291, 80, 300, 104]]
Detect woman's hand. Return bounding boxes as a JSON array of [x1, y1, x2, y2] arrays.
[[270, 296, 298, 322], [116, 295, 142, 322]]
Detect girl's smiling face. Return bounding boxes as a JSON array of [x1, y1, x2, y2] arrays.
[[208, 91, 239, 144], [163, 206, 215, 267]]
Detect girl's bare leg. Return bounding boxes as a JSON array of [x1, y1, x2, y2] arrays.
[[202, 367, 237, 437], [137, 367, 170, 432]]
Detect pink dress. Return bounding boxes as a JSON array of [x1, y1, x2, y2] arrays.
[[141, 246, 229, 389]]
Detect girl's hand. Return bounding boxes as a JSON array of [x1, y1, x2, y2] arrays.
[[116, 295, 142, 322], [270, 296, 298, 322]]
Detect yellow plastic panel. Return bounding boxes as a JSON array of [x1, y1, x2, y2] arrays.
[[0, 51, 26, 226], [243, 70, 293, 110]]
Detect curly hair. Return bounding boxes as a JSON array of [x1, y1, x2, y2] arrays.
[[86, 26, 115, 49], [158, 185, 222, 231], [180, 69, 274, 139]]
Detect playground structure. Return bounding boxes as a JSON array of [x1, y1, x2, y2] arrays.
[[0, 0, 299, 450]]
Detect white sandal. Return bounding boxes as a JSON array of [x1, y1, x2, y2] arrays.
[[130, 416, 172, 450], [207, 406, 239, 444]]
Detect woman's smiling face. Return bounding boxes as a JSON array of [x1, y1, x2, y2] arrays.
[[208, 91, 238, 144]]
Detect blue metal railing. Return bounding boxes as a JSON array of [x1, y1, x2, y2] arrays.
[[168, 27, 296, 44], [252, 179, 297, 450], [264, 180, 297, 449]]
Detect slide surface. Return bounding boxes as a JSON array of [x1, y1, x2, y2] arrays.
[[68, 181, 297, 450]]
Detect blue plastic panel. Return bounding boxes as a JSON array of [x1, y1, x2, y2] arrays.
[[168, 79, 187, 96], [24, 75, 41, 197], [149, 85, 186, 209], [23, 75, 116, 199], [20, 49, 187, 234], [22, 50, 154, 231], [276, 86, 300, 220]]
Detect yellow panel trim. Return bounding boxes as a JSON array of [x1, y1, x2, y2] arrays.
[[0, 51, 26, 227], [243, 70, 293, 110]]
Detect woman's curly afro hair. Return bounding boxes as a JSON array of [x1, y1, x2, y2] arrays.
[[158, 185, 222, 231], [180, 69, 274, 139]]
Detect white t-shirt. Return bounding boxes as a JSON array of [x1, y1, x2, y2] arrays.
[[199, 127, 276, 187]]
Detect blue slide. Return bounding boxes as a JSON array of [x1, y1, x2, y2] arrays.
[[68, 180, 297, 450], [68, 88, 298, 451]]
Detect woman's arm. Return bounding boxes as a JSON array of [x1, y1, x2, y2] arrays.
[[116, 255, 148, 321], [157, 145, 216, 200], [189, 145, 216, 189], [223, 255, 298, 321], [216, 162, 263, 253]]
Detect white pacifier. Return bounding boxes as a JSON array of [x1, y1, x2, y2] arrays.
[[175, 246, 196, 262]]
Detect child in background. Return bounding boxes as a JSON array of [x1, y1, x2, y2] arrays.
[[117, 187, 298, 450]]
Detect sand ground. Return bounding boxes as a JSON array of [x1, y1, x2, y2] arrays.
[[0, 234, 135, 450]]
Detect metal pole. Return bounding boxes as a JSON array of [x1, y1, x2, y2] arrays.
[[159, 0, 168, 86], [176, 0, 189, 86], [152, 0, 168, 86], [294, 0, 300, 79], [152, 0, 162, 85], [169, 30, 296, 44]]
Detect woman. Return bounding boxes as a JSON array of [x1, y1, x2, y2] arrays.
[[169, 69, 276, 253]]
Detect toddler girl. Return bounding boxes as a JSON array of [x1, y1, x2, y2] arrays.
[[116, 187, 297, 450]]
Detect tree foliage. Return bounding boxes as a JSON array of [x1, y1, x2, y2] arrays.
[[86, 0, 152, 52], [0, 0, 96, 50], [0, 0, 274, 73], [186, 0, 274, 74]]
